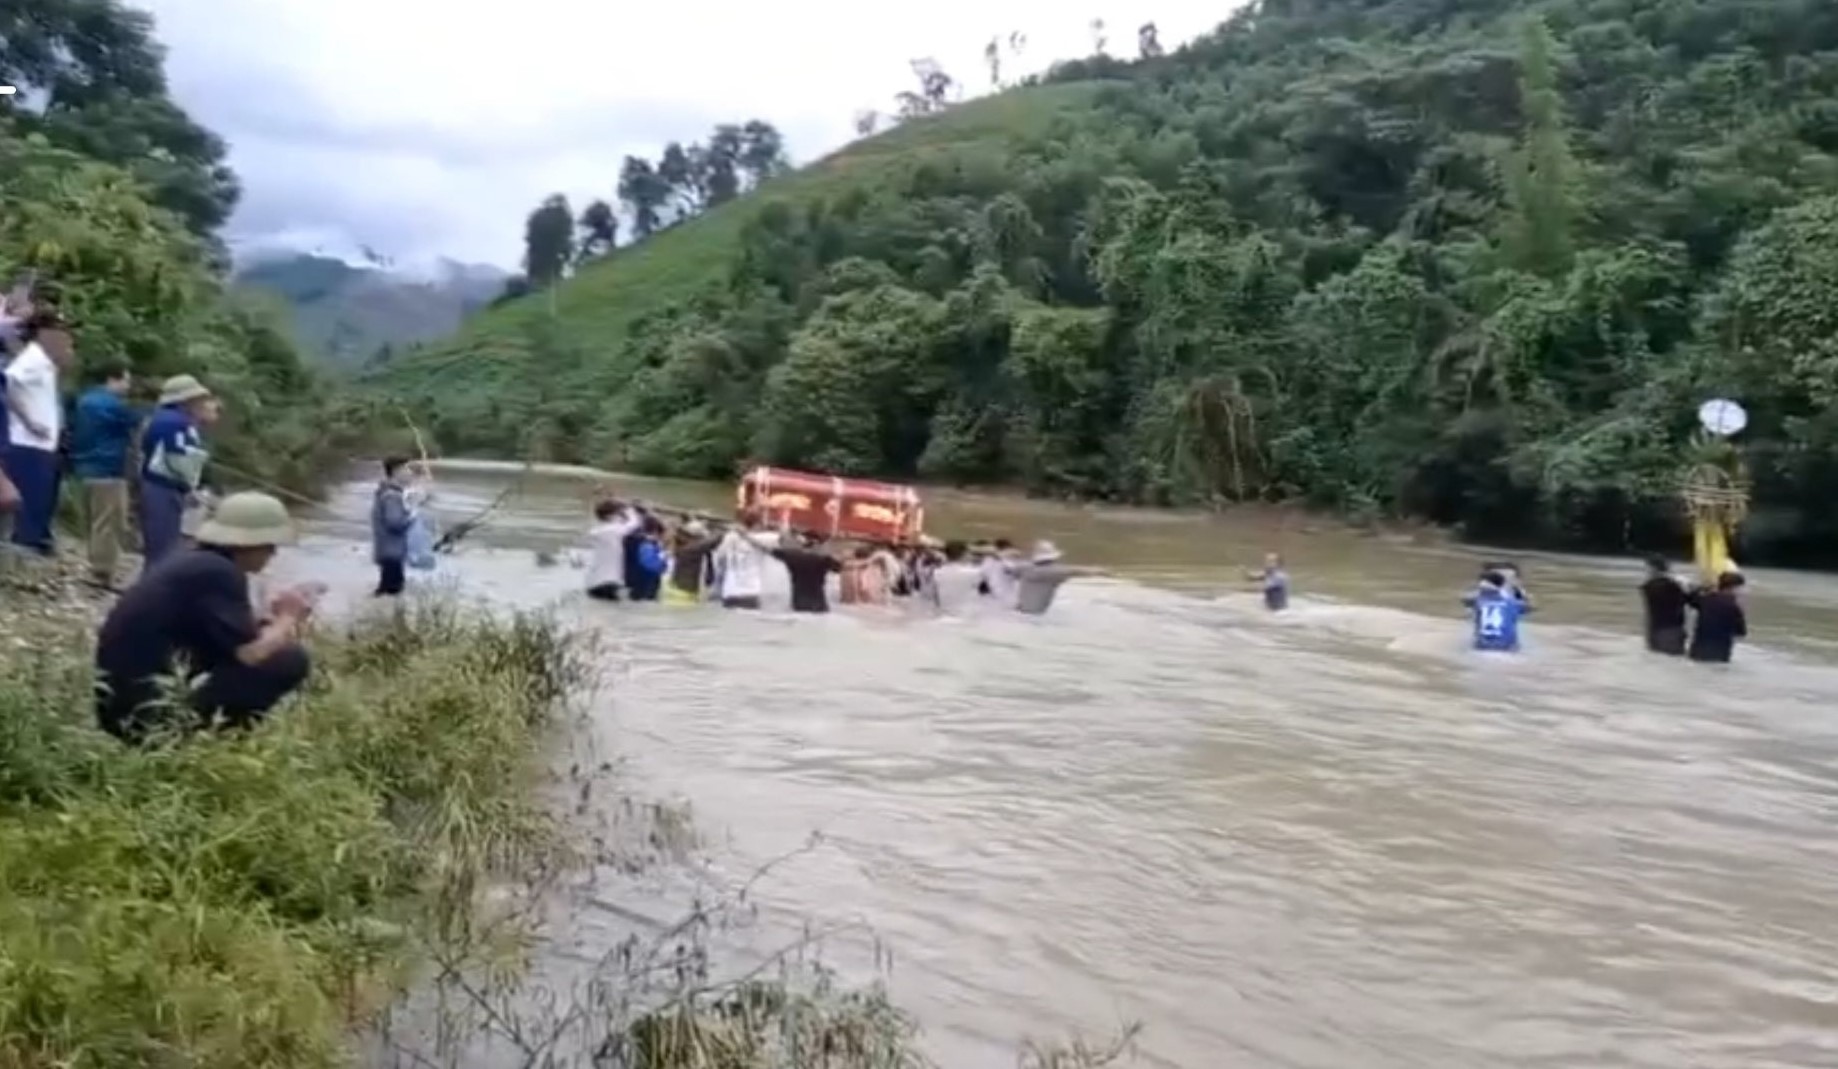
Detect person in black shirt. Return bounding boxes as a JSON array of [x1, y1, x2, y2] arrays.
[[1686, 570, 1748, 664], [94, 491, 317, 743], [773, 533, 842, 614], [1639, 554, 1689, 655]]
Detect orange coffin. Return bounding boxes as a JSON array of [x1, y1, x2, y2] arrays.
[[737, 466, 925, 544]]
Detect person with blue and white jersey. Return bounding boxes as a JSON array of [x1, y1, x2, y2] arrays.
[[139, 374, 218, 566], [1463, 570, 1530, 652]]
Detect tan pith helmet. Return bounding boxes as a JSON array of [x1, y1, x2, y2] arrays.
[[158, 373, 212, 406], [194, 491, 295, 548]]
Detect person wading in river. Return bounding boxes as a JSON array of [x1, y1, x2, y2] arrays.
[[371, 456, 415, 597], [711, 508, 778, 610], [930, 540, 983, 615], [584, 499, 641, 602], [665, 520, 720, 604], [1009, 540, 1105, 616], [93, 492, 320, 744], [773, 531, 842, 613], [978, 538, 1021, 603], [1463, 570, 1529, 653], [625, 514, 668, 603], [1639, 555, 1689, 656], [1248, 551, 1291, 611], [841, 544, 890, 606], [1686, 570, 1748, 664]]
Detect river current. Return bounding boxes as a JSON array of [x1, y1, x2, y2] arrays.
[[284, 465, 1838, 1069]]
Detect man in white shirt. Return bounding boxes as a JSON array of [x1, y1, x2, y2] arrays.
[[930, 539, 985, 614], [584, 499, 642, 601], [712, 508, 782, 610], [978, 538, 1022, 606], [3, 313, 73, 555]]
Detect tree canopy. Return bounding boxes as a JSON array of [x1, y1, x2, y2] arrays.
[[374, 0, 1838, 565], [0, 1, 348, 493], [0, 0, 239, 238]]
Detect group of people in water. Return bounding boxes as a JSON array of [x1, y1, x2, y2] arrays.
[[574, 498, 1754, 666], [75, 458, 1757, 751], [1459, 557, 1748, 663], [578, 498, 1103, 617]]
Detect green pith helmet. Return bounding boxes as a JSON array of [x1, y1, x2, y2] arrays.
[[194, 491, 295, 548]]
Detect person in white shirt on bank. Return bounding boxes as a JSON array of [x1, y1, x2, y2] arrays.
[[3, 312, 74, 556], [584, 499, 643, 602]]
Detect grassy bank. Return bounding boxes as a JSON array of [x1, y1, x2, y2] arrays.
[[0, 591, 1137, 1068], [0, 600, 590, 1067]]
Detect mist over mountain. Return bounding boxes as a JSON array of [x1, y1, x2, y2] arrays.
[[232, 251, 509, 366]]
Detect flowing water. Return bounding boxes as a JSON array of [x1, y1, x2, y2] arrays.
[[288, 465, 1838, 1069]]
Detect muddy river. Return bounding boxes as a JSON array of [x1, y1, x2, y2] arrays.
[[283, 464, 1838, 1069]]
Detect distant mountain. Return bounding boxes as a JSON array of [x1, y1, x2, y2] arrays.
[[233, 253, 510, 366]]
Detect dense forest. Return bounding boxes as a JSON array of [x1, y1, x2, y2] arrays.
[[374, 0, 1838, 564], [0, 0, 350, 492]]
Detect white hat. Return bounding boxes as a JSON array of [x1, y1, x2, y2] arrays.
[[1031, 539, 1062, 564], [194, 491, 296, 548], [158, 374, 212, 406]]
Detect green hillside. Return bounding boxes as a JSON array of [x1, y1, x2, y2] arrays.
[[370, 0, 1838, 563], [368, 82, 1103, 424]]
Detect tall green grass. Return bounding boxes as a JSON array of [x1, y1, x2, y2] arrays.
[[0, 600, 593, 1068], [0, 596, 1138, 1068]]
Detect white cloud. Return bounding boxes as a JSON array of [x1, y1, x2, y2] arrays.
[[139, 0, 1233, 268]]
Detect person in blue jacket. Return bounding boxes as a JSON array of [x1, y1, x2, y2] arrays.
[[1463, 570, 1530, 652], [69, 360, 142, 587], [139, 374, 218, 566]]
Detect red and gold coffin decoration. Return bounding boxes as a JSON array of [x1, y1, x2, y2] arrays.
[[736, 466, 925, 544]]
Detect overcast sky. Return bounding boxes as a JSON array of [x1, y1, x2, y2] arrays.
[[137, 0, 1232, 270]]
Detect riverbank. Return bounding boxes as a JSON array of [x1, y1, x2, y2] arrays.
[[0, 561, 1133, 1068], [0, 583, 593, 1067]]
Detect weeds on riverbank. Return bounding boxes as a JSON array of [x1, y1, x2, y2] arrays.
[[388, 823, 1140, 1069], [0, 593, 1136, 1069], [0, 599, 592, 1068]]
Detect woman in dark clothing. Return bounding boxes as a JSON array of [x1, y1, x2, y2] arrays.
[[1686, 570, 1748, 664], [1640, 555, 1689, 655]]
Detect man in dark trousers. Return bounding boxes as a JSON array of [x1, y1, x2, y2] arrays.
[[1686, 570, 1748, 664], [94, 492, 319, 743], [1639, 555, 1689, 655], [371, 456, 414, 596]]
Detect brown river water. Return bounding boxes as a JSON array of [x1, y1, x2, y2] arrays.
[[280, 463, 1838, 1069]]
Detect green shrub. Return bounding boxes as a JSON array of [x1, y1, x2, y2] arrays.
[[0, 599, 593, 1069]]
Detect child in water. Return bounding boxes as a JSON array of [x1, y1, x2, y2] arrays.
[[1248, 552, 1290, 611]]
